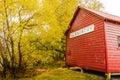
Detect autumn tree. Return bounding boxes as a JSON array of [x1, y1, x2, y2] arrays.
[[0, 0, 40, 78], [78, 0, 104, 10]]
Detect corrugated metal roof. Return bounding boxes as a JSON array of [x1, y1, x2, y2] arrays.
[[70, 6, 120, 26]]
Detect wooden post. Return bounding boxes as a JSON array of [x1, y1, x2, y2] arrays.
[[80, 68, 83, 73], [106, 73, 111, 80]]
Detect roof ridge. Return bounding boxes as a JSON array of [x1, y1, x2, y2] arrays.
[[79, 6, 120, 23], [79, 6, 120, 18]]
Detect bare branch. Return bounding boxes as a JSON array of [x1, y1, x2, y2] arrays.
[[3, 0, 10, 31]]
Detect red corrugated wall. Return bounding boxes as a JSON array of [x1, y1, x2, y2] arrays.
[[105, 22, 120, 73], [66, 9, 106, 72]]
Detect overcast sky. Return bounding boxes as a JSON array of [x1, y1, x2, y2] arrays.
[[100, 0, 120, 16]]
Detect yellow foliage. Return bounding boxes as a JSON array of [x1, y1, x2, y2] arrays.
[[0, 0, 104, 70]]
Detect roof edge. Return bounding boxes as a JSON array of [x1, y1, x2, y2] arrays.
[[65, 6, 120, 36], [69, 6, 105, 27], [65, 6, 104, 35]]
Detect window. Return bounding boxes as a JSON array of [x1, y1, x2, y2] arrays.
[[118, 36, 120, 47]]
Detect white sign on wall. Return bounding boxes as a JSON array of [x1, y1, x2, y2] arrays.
[[70, 24, 94, 38]]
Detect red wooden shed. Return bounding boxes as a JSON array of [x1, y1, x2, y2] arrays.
[[65, 6, 120, 78]]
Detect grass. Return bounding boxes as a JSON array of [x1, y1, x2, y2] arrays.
[[19, 68, 104, 80], [0, 62, 105, 80]]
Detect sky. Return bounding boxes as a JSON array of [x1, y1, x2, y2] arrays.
[[100, 0, 120, 16]]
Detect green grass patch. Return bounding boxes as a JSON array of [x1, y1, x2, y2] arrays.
[[19, 68, 104, 80], [36, 61, 65, 69]]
